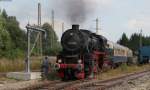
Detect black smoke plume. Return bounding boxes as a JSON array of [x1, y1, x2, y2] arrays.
[[63, 0, 87, 24], [53, 0, 91, 24]]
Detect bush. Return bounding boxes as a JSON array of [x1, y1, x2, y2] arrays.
[[7, 49, 25, 60]]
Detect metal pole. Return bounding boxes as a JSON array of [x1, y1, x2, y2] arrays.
[[140, 29, 142, 48], [52, 10, 54, 30], [30, 34, 40, 56], [96, 18, 99, 34], [25, 25, 46, 73], [38, 3, 41, 26], [51, 10, 55, 49], [62, 22, 64, 34], [26, 29, 30, 73], [38, 2, 42, 56]]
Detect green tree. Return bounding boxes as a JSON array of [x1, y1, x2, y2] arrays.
[[42, 23, 61, 55], [1, 9, 8, 19], [142, 36, 150, 46], [0, 9, 26, 58], [117, 33, 129, 47], [6, 16, 26, 50], [129, 33, 141, 51], [0, 14, 12, 57], [118, 33, 150, 52]]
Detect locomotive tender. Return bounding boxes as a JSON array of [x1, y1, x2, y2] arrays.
[[56, 25, 133, 80]]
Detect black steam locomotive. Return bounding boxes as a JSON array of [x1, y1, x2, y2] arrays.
[[56, 25, 108, 80], [56, 24, 133, 80]]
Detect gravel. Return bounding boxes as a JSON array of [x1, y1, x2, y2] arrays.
[[0, 79, 41, 90], [108, 74, 150, 90]]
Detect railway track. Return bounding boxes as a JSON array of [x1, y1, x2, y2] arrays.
[[65, 70, 150, 90], [0, 69, 149, 90], [24, 80, 63, 90], [38, 80, 88, 90], [36, 70, 150, 90]]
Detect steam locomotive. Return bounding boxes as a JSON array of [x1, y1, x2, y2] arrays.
[[56, 25, 133, 80]]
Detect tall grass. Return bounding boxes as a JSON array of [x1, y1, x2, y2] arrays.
[[96, 64, 150, 80], [0, 57, 43, 72]]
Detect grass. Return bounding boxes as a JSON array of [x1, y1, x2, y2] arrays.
[[96, 64, 150, 80], [0, 57, 43, 72], [0, 57, 149, 81]]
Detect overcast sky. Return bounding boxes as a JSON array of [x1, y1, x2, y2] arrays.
[[0, 0, 150, 42]]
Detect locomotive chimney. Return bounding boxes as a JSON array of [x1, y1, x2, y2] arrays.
[[72, 24, 79, 30]]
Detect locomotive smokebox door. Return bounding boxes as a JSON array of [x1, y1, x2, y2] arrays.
[[72, 24, 79, 30]]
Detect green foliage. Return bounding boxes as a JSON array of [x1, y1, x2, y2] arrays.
[[1, 9, 8, 19], [30, 23, 61, 56], [7, 49, 25, 60], [5, 16, 27, 50], [0, 9, 62, 59], [129, 33, 140, 51], [118, 33, 150, 52], [120, 63, 128, 71], [0, 13, 12, 58], [0, 9, 26, 59], [42, 23, 61, 56], [117, 33, 129, 47]]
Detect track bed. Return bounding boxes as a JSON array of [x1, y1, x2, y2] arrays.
[[36, 70, 150, 90]]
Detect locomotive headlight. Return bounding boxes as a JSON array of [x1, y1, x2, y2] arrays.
[[78, 59, 82, 64], [58, 59, 62, 63]]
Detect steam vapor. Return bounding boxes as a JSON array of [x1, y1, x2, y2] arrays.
[[53, 0, 92, 24], [63, 0, 87, 24]]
